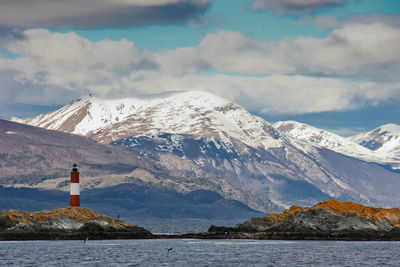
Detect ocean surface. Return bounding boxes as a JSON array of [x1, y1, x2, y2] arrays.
[[132, 220, 240, 235], [1, 239, 400, 266]]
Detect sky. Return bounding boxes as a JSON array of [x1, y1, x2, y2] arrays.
[[0, 0, 399, 136]]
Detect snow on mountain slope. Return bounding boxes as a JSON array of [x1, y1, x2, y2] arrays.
[[274, 121, 398, 165], [13, 91, 283, 150], [13, 91, 400, 208], [349, 124, 400, 160]]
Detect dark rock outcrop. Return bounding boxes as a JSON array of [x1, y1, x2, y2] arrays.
[[206, 200, 400, 240], [0, 207, 152, 240]]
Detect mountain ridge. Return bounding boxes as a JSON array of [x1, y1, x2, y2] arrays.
[[274, 120, 400, 168], [13, 91, 284, 149], [349, 123, 400, 163], [11, 91, 400, 208]]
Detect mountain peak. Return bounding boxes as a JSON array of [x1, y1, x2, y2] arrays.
[[71, 90, 231, 107], [127, 90, 233, 110], [273, 120, 388, 163], [69, 93, 96, 105], [378, 123, 400, 134], [349, 123, 400, 158], [14, 90, 283, 149]]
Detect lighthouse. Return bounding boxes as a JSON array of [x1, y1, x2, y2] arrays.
[[70, 163, 80, 207]]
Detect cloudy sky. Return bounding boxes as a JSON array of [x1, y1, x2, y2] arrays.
[[0, 0, 399, 136]]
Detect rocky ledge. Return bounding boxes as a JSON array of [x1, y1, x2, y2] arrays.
[[206, 200, 400, 241], [0, 207, 152, 240]]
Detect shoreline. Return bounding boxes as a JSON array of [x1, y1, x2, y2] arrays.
[[2, 231, 400, 241]]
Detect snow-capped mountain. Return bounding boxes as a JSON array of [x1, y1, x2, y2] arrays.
[[14, 91, 283, 149], [349, 124, 400, 161], [274, 121, 399, 166], [13, 91, 400, 208]]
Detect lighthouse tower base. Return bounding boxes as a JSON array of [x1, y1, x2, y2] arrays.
[[70, 195, 80, 207]]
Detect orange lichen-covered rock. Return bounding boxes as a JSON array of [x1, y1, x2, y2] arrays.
[[234, 200, 400, 233], [266, 205, 303, 223], [0, 207, 133, 230], [312, 200, 400, 226], [239, 205, 304, 231]]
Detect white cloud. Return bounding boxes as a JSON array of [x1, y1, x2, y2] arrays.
[[1, 25, 400, 115], [2, 29, 157, 94], [158, 23, 400, 82], [111, 73, 400, 114]]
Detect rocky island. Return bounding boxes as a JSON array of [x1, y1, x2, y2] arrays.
[[206, 200, 400, 241], [0, 207, 152, 240], [2, 200, 400, 241]]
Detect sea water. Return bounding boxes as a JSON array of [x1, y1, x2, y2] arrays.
[[133, 220, 240, 235], [1, 239, 399, 266]]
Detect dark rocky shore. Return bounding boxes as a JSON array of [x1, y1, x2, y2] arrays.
[[0, 207, 152, 240], [2, 200, 400, 241], [202, 200, 400, 241]]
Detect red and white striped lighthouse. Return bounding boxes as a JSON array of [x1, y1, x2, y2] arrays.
[[70, 163, 80, 207]]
